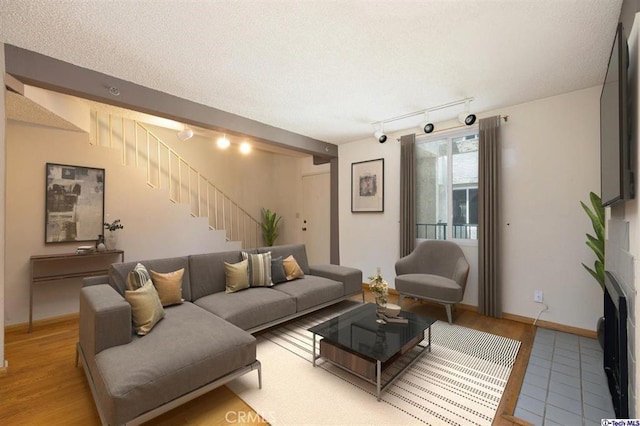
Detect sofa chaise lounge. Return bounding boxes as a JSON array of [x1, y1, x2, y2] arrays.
[[78, 243, 363, 425]]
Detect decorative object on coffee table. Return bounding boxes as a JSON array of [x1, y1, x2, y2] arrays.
[[368, 268, 389, 323]]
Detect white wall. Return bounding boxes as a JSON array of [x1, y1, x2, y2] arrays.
[[339, 86, 602, 331], [496, 87, 602, 330]]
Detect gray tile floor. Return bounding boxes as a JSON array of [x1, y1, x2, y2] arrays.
[[514, 327, 616, 426]]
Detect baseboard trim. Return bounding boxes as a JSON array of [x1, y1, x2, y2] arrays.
[[502, 312, 597, 339], [5, 312, 79, 334]]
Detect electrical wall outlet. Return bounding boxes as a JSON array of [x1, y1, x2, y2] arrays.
[[534, 290, 544, 303]]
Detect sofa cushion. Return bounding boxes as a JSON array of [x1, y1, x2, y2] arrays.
[[282, 255, 305, 280], [194, 287, 296, 331], [93, 302, 256, 426], [242, 251, 273, 287], [257, 243, 310, 275], [150, 268, 184, 306], [224, 260, 250, 293], [395, 273, 463, 302], [271, 256, 287, 284], [124, 280, 165, 335], [111, 257, 192, 301], [309, 264, 364, 297], [189, 250, 255, 300], [272, 275, 344, 312]]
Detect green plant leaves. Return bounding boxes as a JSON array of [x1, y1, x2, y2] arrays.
[[581, 192, 605, 291], [261, 208, 282, 246]]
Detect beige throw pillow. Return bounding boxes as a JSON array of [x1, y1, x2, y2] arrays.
[[150, 268, 184, 306], [283, 255, 304, 281], [225, 259, 249, 293], [124, 280, 165, 335]]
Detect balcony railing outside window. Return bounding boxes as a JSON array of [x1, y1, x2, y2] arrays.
[[416, 223, 478, 240]]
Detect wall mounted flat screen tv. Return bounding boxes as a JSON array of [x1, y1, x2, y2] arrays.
[[600, 22, 634, 207]]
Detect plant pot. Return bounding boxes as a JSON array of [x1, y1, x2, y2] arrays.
[[105, 232, 118, 250]]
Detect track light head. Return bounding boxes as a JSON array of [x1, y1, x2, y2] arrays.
[[458, 99, 476, 126], [373, 123, 387, 143], [375, 131, 387, 143], [177, 127, 194, 141], [418, 112, 434, 134], [458, 113, 477, 126]]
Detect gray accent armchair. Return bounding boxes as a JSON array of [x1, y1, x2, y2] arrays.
[[395, 240, 470, 324]]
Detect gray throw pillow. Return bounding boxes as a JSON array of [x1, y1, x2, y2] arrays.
[[271, 256, 287, 284]]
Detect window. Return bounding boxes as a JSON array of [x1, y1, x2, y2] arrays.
[[415, 129, 478, 240]]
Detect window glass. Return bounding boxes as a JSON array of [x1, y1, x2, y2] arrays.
[[416, 130, 478, 240]]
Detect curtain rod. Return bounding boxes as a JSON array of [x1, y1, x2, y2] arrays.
[[395, 115, 509, 141]]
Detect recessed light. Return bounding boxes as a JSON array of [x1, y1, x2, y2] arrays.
[[240, 142, 251, 154], [217, 135, 230, 149]]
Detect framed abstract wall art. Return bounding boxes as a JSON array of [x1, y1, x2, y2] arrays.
[[45, 163, 105, 243], [351, 158, 384, 213]]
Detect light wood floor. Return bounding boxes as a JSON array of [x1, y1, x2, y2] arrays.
[[0, 292, 534, 426]]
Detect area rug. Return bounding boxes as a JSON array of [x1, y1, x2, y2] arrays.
[[228, 301, 521, 425]]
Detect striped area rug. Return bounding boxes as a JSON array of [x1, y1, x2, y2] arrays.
[[228, 301, 521, 425]]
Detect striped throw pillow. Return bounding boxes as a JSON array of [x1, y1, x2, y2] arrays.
[[241, 251, 273, 287], [126, 263, 151, 291]]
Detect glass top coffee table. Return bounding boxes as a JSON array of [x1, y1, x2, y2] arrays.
[[309, 303, 436, 400]]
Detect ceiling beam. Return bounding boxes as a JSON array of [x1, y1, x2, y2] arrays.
[[4, 44, 337, 159]]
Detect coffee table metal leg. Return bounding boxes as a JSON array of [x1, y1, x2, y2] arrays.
[[313, 333, 317, 367], [376, 361, 382, 401], [428, 324, 431, 352]]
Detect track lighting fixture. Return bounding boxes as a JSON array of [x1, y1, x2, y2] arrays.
[[419, 112, 435, 134], [372, 97, 475, 140], [373, 123, 387, 143], [177, 126, 194, 141], [457, 100, 476, 126]]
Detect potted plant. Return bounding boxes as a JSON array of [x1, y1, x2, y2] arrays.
[[261, 208, 282, 246], [580, 191, 605, 347]]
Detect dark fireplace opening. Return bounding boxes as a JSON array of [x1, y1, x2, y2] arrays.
[[603, 271, 629, 418]]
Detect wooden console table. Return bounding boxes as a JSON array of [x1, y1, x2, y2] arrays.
[[29, 250, 125, 333]]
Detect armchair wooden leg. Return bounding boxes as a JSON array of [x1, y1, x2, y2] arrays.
[[444, 304, 453, 324]]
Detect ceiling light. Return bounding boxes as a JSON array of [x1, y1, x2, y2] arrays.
[[458, 100, 477, 126], [373, 123, 387, 143], [217, 135, 230, 149], [177, 127, 194, 141], [239, 141, 251, 154], [419, 112, 434, 134]]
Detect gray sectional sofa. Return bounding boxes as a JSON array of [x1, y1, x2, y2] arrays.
[[78, 243, 362, 425]]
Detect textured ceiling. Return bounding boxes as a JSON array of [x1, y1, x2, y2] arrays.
[[0, 0, 623, 144]]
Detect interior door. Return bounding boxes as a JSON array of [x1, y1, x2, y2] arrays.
[[302, 173, 330, 264]]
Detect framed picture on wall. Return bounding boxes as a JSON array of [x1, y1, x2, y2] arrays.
[[351, 158, 384, 213], [45, 163, 105, 243]]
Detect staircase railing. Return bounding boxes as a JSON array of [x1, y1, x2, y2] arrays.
[[90, 111, 261, 248]]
